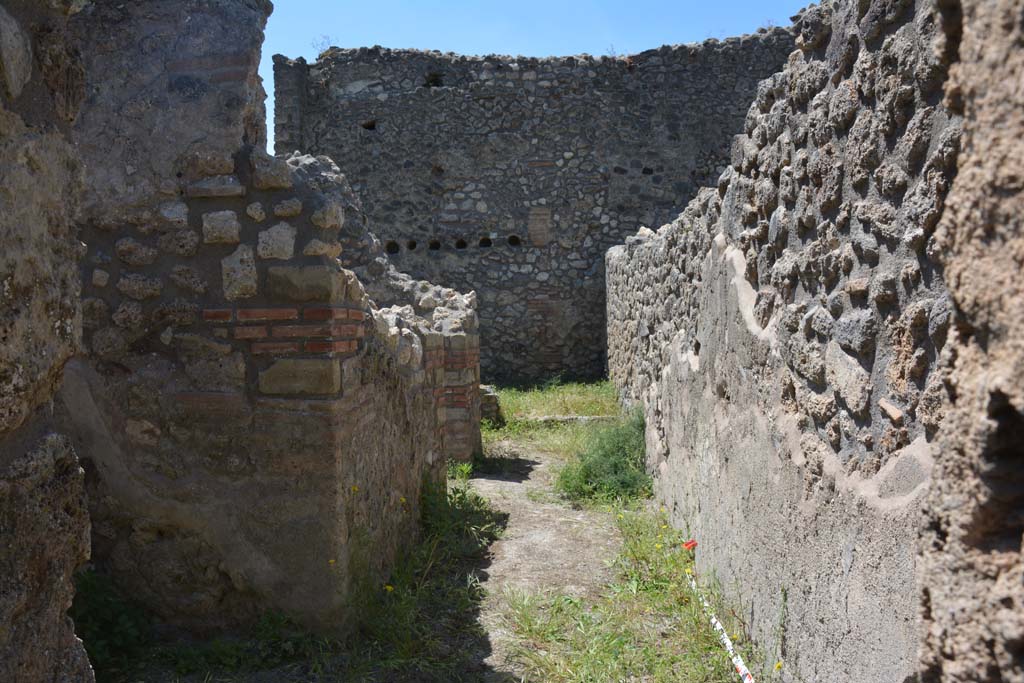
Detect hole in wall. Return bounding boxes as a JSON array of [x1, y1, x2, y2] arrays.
[[428, 239, 441, 250], [384, 240, 399, 254], [967, 389, 1024, 553], [455, 239, 467, 250], [424, 71, 444, 88], [360, 119, 377, 131], [407, 240, 418, 251], [431, 164, 445, 176], [507, 235, 522, 247], [479, 237, 492, 248]]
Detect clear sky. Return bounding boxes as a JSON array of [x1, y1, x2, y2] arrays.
[[260, 0, 810, 150]]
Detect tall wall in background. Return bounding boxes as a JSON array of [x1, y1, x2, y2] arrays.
[[0, 1, 94, 681], [607, 0, 961, 679], [273, 33, 797, 381], [57, 0, 481, 633]]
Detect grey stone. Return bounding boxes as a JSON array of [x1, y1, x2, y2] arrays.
[[833, 310, 877, 356], [186, 175, 246, 198], [257, 221, 296, 260], [202, 210, 241, 244], [221, 244, 256, 300]]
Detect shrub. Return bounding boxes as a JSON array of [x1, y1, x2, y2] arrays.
[[69, 569, 152, 681], [556, 410, 650, 503]]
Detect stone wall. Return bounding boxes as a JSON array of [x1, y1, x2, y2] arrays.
[[273, 33, 797, 381], [607, 1, 961, 680], [58, 0, 481, 632], [0, 0, 93, 681], [918, 0, 1024, 680]]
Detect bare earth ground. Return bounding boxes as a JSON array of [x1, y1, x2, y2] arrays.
[[472, 441, 621, 681]]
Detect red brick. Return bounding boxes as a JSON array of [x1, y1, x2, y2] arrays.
[[237, 308, 299, 322], [305, 340, 358, 354], [251, 341, 300, 355], [303, 307, 349, 321], [234, 326, 268, 339], [328, 323, 365, 338], [272, 324, 330, 338], [203, 308, 233, 322], [347, 309, 366, 321]]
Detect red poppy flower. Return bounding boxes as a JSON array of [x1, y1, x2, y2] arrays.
[[682, 539, 698, 551]]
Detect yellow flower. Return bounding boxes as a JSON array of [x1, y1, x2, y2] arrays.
[[350, 485, 359, 493], [661, 524, 668, 529], [655, 543, 663, 549], [774, 661, 783, 671], [685, 567, 693, 575], [617, 514, 624, 520], [399, 496, 407, 504], [659, 506, 666, 513], [384, 584, 394, 593], [328, 559, 336, 565]]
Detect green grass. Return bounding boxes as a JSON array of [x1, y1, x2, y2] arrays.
[[481, 380, 651, 505], [503, 510, 776, 683], [496, 379, 620, 420], [481, 380, 622, 456], [335, 473, 506, 681], [555, 409, 650, 503]]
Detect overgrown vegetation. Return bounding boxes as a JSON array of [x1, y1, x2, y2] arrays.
[[495, 378, 620, 420], [503, 510, 775, 683], [555, 409, 650, 503], [70, 570, 152, 681], [337, 470, 506, 680], [482, 380, 651, 504], [157, 612, 332, 678]]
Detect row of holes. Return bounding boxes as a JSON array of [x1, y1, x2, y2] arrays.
[[385, 235, 523, 254]]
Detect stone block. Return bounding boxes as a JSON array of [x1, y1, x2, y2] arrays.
[[186, 175, 246, 198], [258, 358, 341, 395], [221, 245, 256, 300], [117, 273, 162, 300], [250, 149, 293, 190], [257, 221, 296, 260], [273, 198, 302, 217], [266, 265, 349, 302], [310, 199, 345, 232], [247, 202, 266, 222], [115, 237, 158, 266], [825, 340, 872, 416], [203, 210, 242, 244], [302, 239, 342, 258]]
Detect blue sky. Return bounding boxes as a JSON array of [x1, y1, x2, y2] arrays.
[[260, 0, 810, 149]]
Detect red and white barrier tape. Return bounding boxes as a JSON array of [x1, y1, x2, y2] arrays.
[[685, 570, 756, 683]]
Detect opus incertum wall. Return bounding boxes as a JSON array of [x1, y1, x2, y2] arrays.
[[274, 31, 796, 381]]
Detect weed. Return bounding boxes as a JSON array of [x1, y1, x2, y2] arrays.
[[555, 409, 651, 503], [158, 612, 330, 677], [503, 510, 768, 683], [447, 459, 474, 482], [69, 569, 152, 682], [326, 476, 506, 680]]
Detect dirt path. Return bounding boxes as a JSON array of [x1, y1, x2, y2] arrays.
[[470, 441, 621, 681]]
